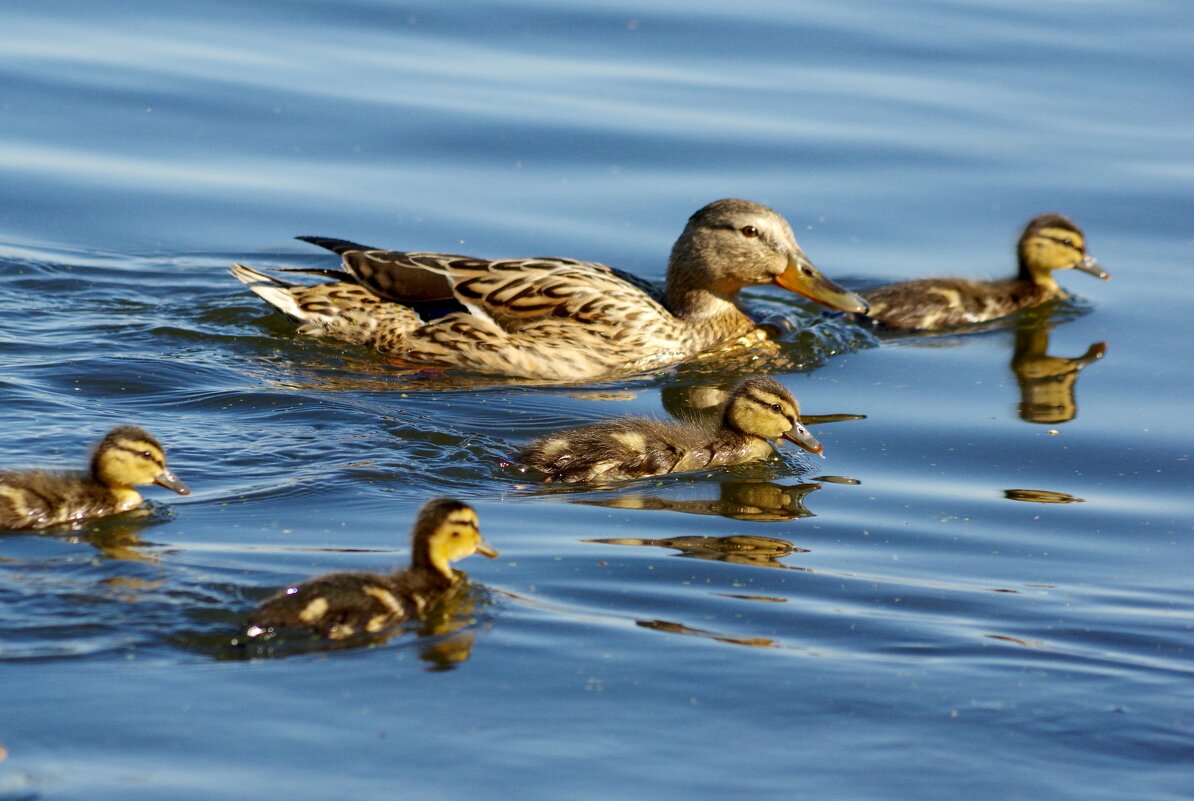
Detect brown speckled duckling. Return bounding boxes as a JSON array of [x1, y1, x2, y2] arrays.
[[230, 199, 867, 381], [519, 376, 823, 484], [0, 426, 189, 531], [862, 213, 1109, 330], [243, 499, 498, 642]]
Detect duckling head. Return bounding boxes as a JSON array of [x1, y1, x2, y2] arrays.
[[1017, 213, 1109, 289], [723, 376, 823, 455], [410, 498, 498, 579], [91, 426, 190, 494], [667, 199, 868, 315]]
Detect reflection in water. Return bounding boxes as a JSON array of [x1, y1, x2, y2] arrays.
[[222, 580, 490, 666], [586, 532, 808, 569], [52, 505, 175, 562], [1011, 323, 1106, 424], [1003, 488, 1085, 504], [636, 618, 777, 648], [580, 480, 823, 522]]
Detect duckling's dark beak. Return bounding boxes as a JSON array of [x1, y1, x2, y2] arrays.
[[475, 536, 499, 559], [1072, 255, 1110, 280], [775, 250, 870, 314], [155, 468, 190, 495], [781, 422, 825, 458]]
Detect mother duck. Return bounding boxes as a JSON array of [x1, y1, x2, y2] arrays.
[[231, 199, 867, 381]]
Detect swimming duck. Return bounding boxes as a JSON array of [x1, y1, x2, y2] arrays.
[[230, 199, 868, 381], [861, 213, 1109, 330], [242, 498, 498, 641], [518, 376, 823, 484], [0, 426, 189, 531]]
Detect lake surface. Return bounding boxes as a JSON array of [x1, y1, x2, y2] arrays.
[[1, 1, 1191, 799]]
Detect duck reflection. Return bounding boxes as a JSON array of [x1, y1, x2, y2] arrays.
[[580, 479, 823, 522], [585, 532, 808, 570], [1011, 323, 1106, 424], [636, 618, 778, 648]]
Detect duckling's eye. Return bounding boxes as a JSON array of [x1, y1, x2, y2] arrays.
[[770, 403, 783, 413], [740, 226, 760, 238], [1061, 238, 1073, 247], [139, 450, 153, 460]]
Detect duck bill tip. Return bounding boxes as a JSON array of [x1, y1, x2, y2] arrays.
[[1074, 256, 1110, 280], [155, 472, 190, 495], [782, 430, 824, 457]]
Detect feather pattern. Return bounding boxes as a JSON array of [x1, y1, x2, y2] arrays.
[[232, 199, 868, 381]]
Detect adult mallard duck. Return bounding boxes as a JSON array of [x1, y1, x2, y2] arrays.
[[242, 498, 497, 642], [231, 199, 867, 381], [518, 376, 823, 483], [861, 213, 1109, 330], [0, 426, 189, 531]]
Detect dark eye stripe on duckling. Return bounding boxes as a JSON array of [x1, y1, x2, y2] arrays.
[[1040, 234, 1083, 250], [110, 442, 166, 469], [744, 391, 795, 422], [445, 511, 479, 529]]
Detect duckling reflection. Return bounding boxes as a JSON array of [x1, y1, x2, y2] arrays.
[[0, 426, 189, 531], [637, 619, 777, 649], [860, 213, 1108, 331], [1011, 323, 1106, 424], [240, 498, 497, 646], [580, 479, 822, 523], [586, 531, 808, 570]]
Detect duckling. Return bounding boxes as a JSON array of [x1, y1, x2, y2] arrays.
[[230, 199, 868, 381], [0, 426, 189, 531], [519, 376, 823, 484], [243, 498, 498, 641], [862, 213, 1109, 330]]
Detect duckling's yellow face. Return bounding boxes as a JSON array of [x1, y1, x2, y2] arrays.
[[93, 427, 190, 495], [724, 377, 823, 455], [426, 505, 499, 575], [671, 199, 869, 314], [1019, 216, 1109, 284]]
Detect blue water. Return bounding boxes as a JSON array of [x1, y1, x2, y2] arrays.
[[2, 1, 1192, 799]]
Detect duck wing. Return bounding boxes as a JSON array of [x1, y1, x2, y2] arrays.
[[299, 237, 673, 331]]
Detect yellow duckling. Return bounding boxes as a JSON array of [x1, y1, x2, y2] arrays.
[[519, 376, 823, 484], [0, 426, 189, 531], [230, 199, 868, 381], [243, 498, 498, 641], [862, 213, 1109, 330]]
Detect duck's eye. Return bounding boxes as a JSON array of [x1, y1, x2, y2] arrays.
[[1061, 238, 1073, 247], [770, 403, 783, 413], [139, 450, 153, 460], [740, 226, 760, 238]]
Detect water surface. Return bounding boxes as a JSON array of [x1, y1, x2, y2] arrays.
[[1, 1, 1192, 799]]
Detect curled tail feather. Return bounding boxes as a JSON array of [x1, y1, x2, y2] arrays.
[[230, 263, 422, 347]]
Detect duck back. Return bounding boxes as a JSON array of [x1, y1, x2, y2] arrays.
[[0, 470, 122, 530], [246, 568, 456, 640], [864, 277, 1050, 330]]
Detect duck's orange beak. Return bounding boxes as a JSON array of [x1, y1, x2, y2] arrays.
[[774, 250, 869, 314]]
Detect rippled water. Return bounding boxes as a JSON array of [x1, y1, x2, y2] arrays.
[[2, 1, 1192, 799]]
